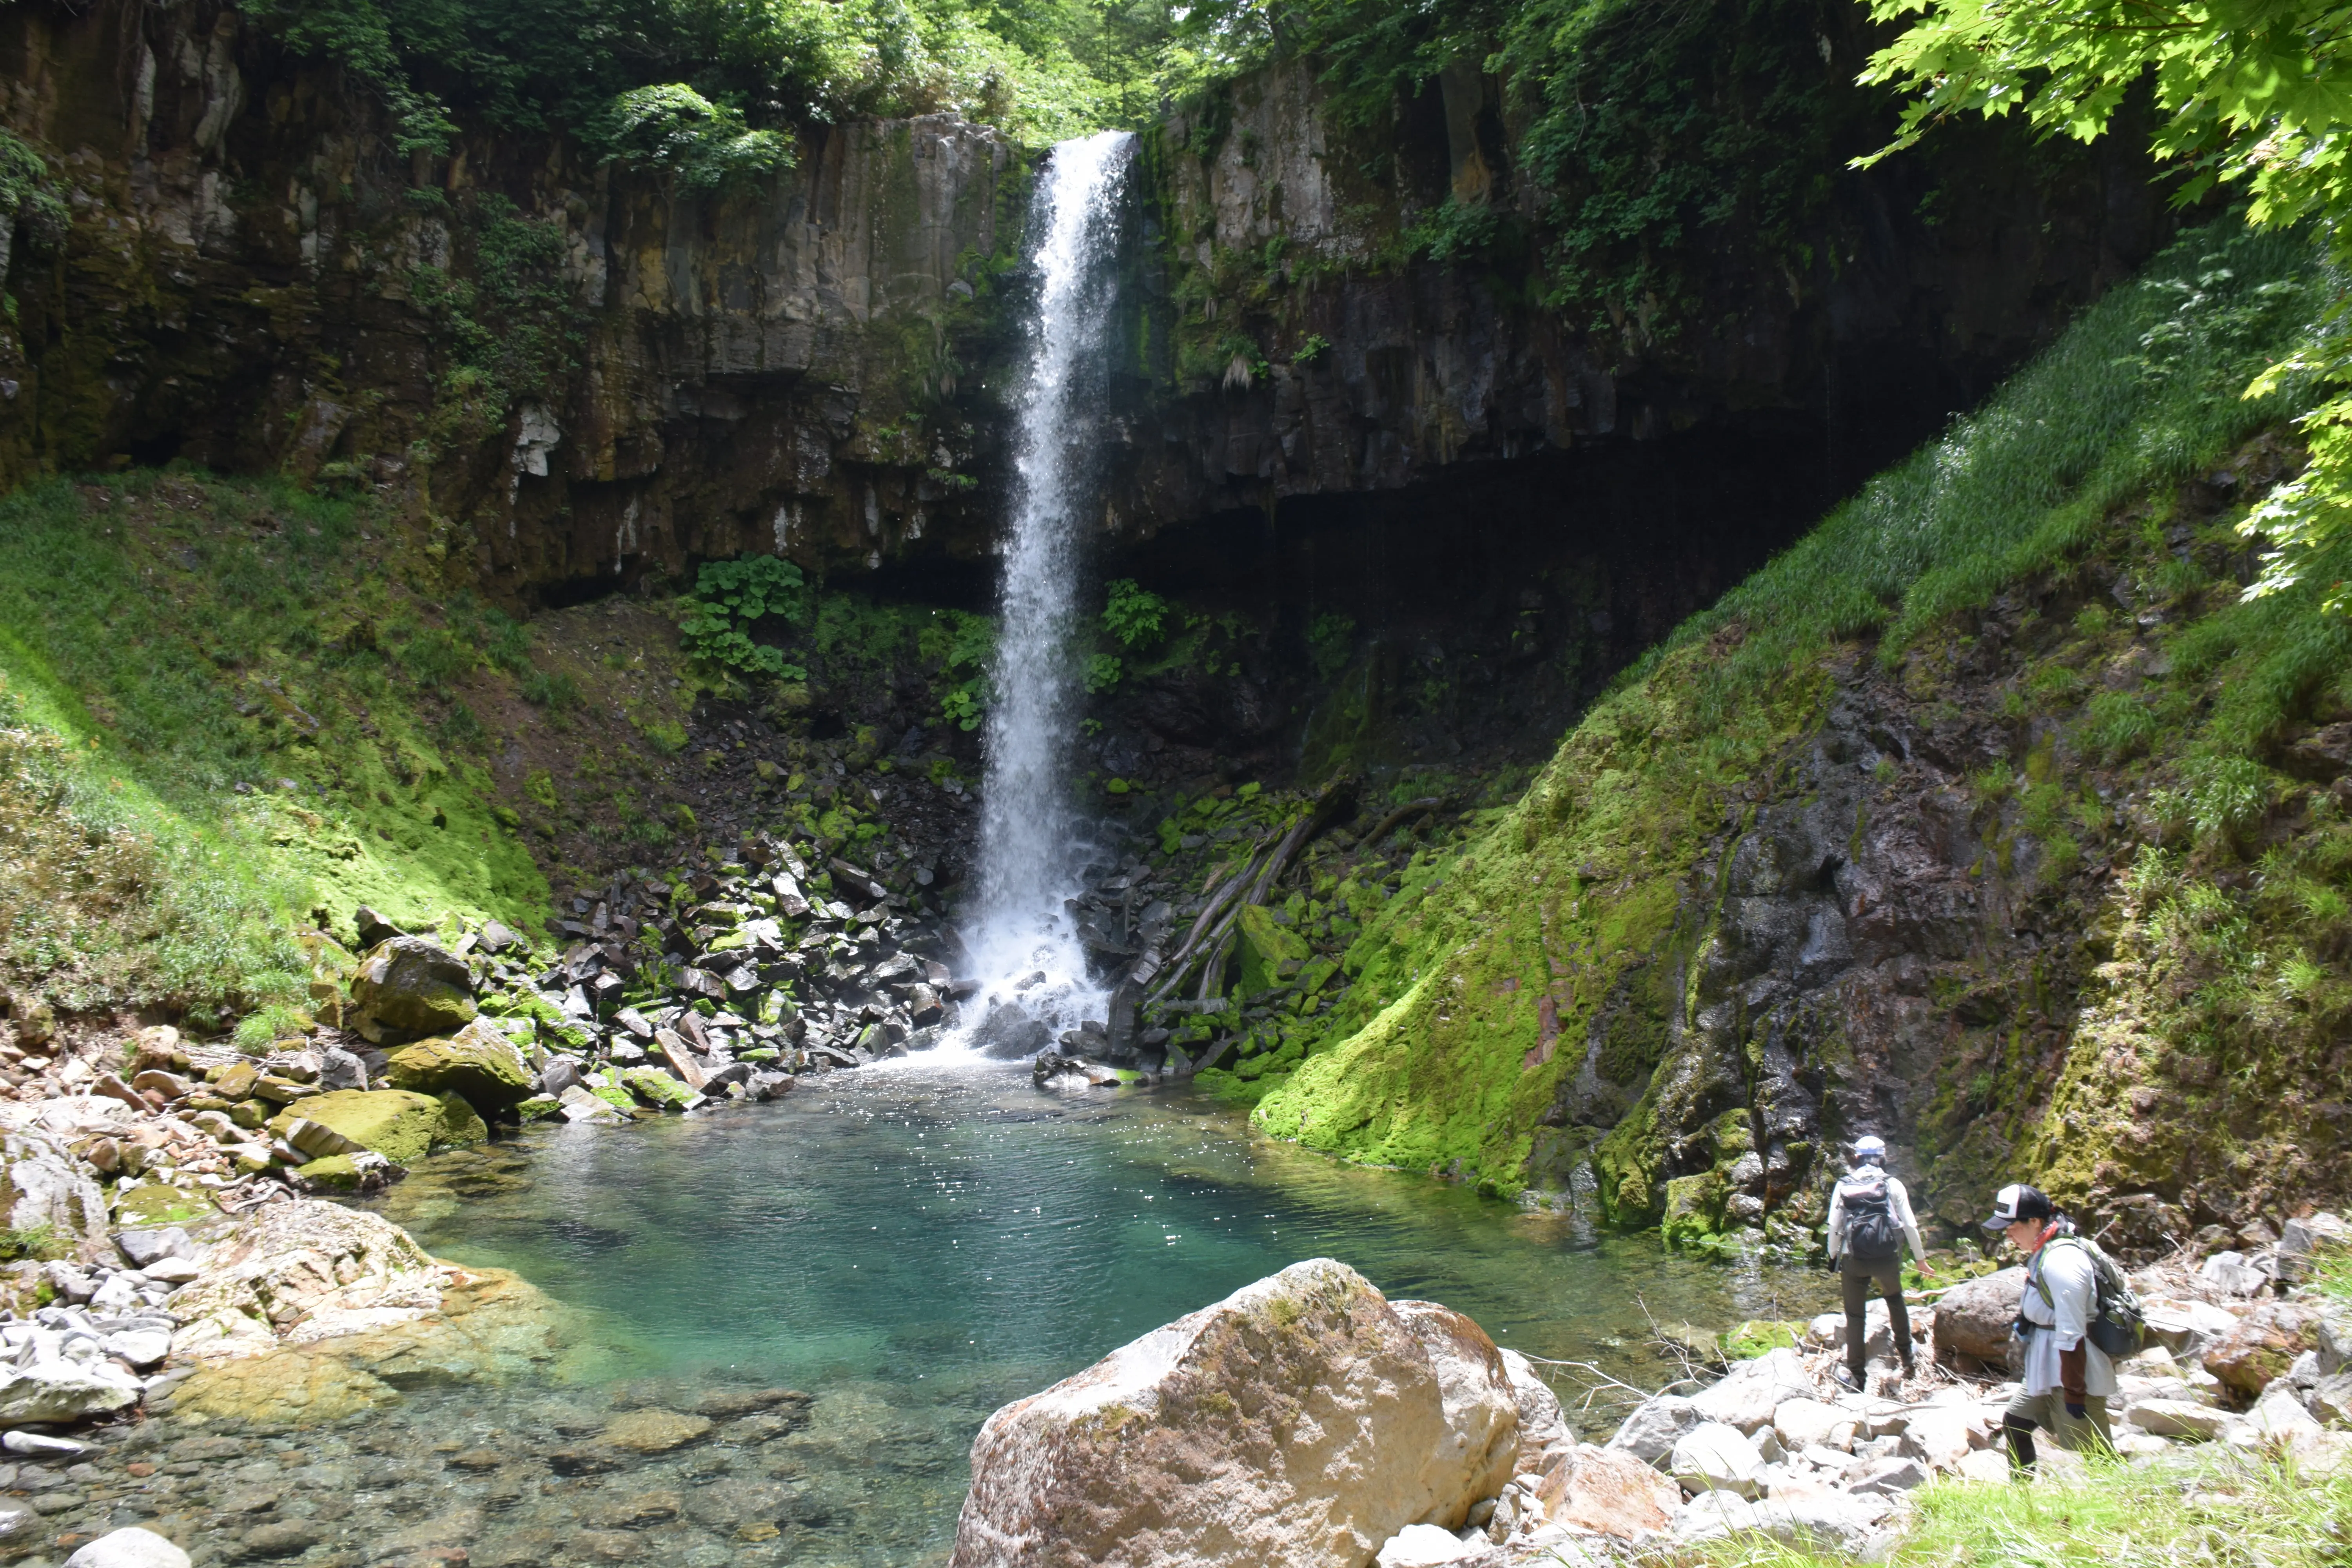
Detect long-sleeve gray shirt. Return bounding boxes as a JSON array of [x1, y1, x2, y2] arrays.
[[1824, 1166, 1927, 1264]]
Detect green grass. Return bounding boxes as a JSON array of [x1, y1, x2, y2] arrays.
[[0, 471, 551, 1028], [1658, 220, 2331, 740], [1653, 1452, 2352, 1566]]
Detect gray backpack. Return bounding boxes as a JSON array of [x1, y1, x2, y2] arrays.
[[2035, 1234, 2147, 1357]]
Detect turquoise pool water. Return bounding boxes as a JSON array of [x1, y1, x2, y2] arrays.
[[355, 1060, 1831, 1564]]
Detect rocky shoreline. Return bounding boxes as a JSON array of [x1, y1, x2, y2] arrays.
[[947, 1227, 2352, 1568]]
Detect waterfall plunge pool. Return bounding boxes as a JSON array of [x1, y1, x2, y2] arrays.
[[320, 1063, 1835, 1566]]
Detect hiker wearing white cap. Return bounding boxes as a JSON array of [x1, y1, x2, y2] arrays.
[[1985, 1182, 2118, 1474], [1824, 1135, 1927, 1388]]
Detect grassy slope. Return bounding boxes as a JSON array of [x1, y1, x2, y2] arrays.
[[1252, 220, 2352, 1211], [0, 472, 554, 1030]]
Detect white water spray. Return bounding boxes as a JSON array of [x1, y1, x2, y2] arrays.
[[951, 131, 1133, 1058]]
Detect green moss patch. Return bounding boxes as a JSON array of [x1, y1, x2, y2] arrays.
[[270, 1089, 448, 1167]]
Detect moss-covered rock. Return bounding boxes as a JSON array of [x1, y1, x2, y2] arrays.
[[268, 1090, 446, 1167], [618, 1067, 694, 1109], [111, 1183, 211, 1228], [1661, 1172, 1730, 1248], [350, 937, 477, 1042], [386, 1018, 533, 1114], [1236, 905, 1310, 996], [293, 1154, 369, 1191], [435, 1093, 489, 1147], [1724, 1320, 1803, 1359]]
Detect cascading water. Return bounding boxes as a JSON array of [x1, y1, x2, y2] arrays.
[[953, 130, 1134, 1058]]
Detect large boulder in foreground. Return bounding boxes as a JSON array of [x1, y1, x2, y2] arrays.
[[1931, 1268, 2025, 1362], [169, 1200, 445, 1363], [950, 1259, 1521, 1568], [348, 937, 475, 1043], [386, 1018, 533, 1115]]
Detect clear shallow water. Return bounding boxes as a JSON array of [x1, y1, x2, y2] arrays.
[[336, 1062, 1832, 1564]]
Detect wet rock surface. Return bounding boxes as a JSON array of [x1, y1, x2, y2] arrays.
[[0, 1372, 987, 1568]]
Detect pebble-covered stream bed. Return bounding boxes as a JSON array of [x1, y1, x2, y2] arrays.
[[6, 1064, 1833, 1567]]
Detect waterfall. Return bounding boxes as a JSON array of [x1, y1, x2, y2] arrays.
[[953, 130, 1133, 1058]]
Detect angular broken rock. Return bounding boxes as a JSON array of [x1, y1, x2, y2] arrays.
[[2208, 1301, 2319, 1396], [950, 1258, 1522, 1568], [1499, 1347, 1574, 1472], [1534, 1445, 1679, 1540], [0, 1132, 110, 1261], [1669, 1421, 1766, 1499], [1688, 1348, 1813, 1435], [1607, 1393, 1700, 1465], [169, 1199, 443, 1363], [2127, 1398, 2232, 1439], [0, 1361, 142, 1427], [350, 937, 477, 1042]]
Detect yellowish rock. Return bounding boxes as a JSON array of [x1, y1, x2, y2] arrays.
[[602, 1408, 714, 1453], [168, 1347, 401, 1428]]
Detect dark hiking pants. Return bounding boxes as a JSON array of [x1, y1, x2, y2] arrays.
[[1839, 1255, 1910, 1381]]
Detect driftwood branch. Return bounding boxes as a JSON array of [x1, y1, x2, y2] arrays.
[[1361, 796, 1444, 846]]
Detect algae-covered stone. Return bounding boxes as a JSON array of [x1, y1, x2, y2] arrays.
[[515, 1094, 562, 1122], [112, 1185, 212, 1227], [386, 1018, 532, 1114], [169, 1344, 402, 1428], [619, 1067, 694, 1109], [538, 1016, 595, 1054], [435, 1093, 488, 1148], [603, 1408, 713, 1453], [349, 937, 476, 1043], [267, 1090, 445, 1167], [293, 1155, 367, 1191], [1236, 904, 1310, 996], [1661, 1171, 1729, 1247]]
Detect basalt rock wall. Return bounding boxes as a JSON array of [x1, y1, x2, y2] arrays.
[[2, 0, 2174, 628], [0, 0, 1022, 599], [1092, 55, 2173, 553]]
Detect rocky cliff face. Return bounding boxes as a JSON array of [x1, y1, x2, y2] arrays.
[[0, 0, 1021, 599], [1096, 56, 2171, 546], [1243, 214, 2352, 1253], [4, 0, 2172, 626]]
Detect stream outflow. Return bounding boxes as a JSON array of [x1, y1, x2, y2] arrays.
[[956, 132, 1134, 1058]]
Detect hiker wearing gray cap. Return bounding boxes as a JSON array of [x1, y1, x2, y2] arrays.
[[1987, 1182, 2118, 1475], [1824, 1135, 1926, 1388]]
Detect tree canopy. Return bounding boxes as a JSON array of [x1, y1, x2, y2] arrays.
[[1858, 0, 2352, 610]]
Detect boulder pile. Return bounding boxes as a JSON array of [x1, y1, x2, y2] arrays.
[[1583, 1221, 2352, 1558], [480, 830, 973, 1103], [0, 826, 987, 1203]]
